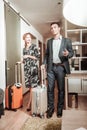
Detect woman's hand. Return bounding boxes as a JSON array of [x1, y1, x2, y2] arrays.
[[23, 55, 29, 59], [23, 55, 37, 60], [29, 55, 37, 60]]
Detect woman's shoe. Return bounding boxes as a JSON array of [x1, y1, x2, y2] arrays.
[[26, 108, 31, 111]]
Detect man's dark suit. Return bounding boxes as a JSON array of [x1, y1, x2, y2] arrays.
[[44, 37, 74, 117], [44, 37, 74, 73]]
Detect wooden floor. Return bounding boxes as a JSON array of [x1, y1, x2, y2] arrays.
[[0, 91, 87, 130], [62, 110, 87, 130]]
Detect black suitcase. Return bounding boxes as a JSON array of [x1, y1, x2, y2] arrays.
[[0, 88, 4, 118]]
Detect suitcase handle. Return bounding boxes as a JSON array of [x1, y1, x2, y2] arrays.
[[41, 66, 46, 86], [14, 83, 22, 88], [15, 62, 22, 84]]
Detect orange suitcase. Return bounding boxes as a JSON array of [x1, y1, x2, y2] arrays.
[[5, 84, 23, 110], [5, 62, 23, 110]]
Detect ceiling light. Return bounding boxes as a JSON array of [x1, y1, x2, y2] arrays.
[[63, 0, 87, 27]]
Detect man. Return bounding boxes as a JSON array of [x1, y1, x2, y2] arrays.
[[42, 22, 74, 118]]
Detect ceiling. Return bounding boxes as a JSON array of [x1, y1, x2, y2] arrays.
[[4, 0, 86, 39], [5, 0, 64, 38]]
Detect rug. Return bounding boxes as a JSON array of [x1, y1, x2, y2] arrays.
[[21, 117, 61, 130]]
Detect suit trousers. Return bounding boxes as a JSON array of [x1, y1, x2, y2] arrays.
[[47, 65, 66, 113]]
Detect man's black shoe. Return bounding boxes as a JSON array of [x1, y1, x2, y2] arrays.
[[57, 108, 62, 118], [46, 109, 54, 118], [57, 113, 62, 118]]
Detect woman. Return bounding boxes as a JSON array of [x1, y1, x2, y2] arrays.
[[23, 32, 40, 111]]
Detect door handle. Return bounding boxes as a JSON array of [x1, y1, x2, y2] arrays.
[[7, 67, 10, 71]]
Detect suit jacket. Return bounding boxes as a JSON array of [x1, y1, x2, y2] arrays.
[[44, 37, 74, 74]]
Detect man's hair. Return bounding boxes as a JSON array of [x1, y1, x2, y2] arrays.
[[50, 22, 61, 27]]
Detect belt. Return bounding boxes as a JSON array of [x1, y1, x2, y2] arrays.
[[53, 63, 64, 66]]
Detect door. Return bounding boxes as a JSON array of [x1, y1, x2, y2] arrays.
[[5, 4, 21, 85]]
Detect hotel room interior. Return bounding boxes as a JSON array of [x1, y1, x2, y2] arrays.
[[0, 0, 87, 130]]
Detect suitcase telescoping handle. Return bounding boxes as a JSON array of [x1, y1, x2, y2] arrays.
[[15, 62, 22, 87], [41, 66, 46, 86]]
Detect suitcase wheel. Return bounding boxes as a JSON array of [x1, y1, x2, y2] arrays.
[[32, 113, 36, 117], [5, 107, 17, 112], [13, 109, 17, 112], [32, 113, 45, 118], [40, 114, 44, 118]]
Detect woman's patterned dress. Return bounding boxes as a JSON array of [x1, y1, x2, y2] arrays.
[[23, 44, 40, 88]]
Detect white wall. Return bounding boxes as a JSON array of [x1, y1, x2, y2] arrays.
[[0, 0, 6, 92]]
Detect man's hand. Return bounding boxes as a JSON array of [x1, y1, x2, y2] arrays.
[[63, 49, 69, 56], [41, 64, 46, 70]]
